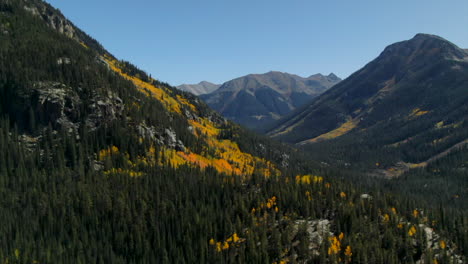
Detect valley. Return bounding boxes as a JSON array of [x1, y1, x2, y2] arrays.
[[0, 0, 466, 263]]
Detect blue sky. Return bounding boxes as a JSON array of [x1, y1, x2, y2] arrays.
[[45, 0, 468, 86]]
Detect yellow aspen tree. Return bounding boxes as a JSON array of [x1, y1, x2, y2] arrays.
[[222, 241, 229, 250], [439, 240, 446, 249], [345, 245, 352, 258], [339, 232, 344, 241]]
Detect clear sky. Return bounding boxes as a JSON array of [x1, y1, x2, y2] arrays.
[[45, 0, 468, 86]]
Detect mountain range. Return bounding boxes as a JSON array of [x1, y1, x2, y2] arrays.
[[200, 71, 341, 129], [0, 0, 466, 263], [177, 81, 220, 95], [266, 33, 468, 178]]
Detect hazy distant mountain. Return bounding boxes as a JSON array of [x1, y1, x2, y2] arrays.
[[200, 72, 340, 129], [267, 34, 468, 176], [177, 81, 220, 95]]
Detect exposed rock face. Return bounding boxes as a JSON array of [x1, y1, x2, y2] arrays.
[[31, 82, 80, 133], [183, 109, 199, 121], [137, 123, 160, 143], [57, 57, 71, 65], [0, 22, 9, 35], [293, 219, 332, 256], [23, 3, 77, 40], [164, 128, 185, 151], [280, 153, 290, 168], [91, 159, 104, 172], [24, 82, 124, 133], [416, 224, 464, 264], [85, 92, 124, 131], [360, 194, 372, 200], [136, 124, 186, 151], [18, 134, 41, 153]]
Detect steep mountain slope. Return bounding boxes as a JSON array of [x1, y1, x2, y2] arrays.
[[200, 71, 340, 129], [177, 81, 220, 95], [0, 2, 466, 263], [267, 34, 468, 171]]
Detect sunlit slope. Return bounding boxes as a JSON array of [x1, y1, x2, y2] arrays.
[[102, 57, 281, 177]]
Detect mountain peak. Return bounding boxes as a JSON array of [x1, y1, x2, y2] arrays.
[[412, 33, 445, 41], [308, 73, 324, 78], [327, 73, 340, 81], [200, 71, 340, 129], [177, 81, 220, 95], [267, 34, 468, 147], [198, 80, 218, 86], [263, 70, 290, 77], [381, 33, 466, 61]]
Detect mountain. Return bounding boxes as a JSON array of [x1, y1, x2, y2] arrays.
[[177, 81, 220, 95], [267, 34, 468, 174], [200, 71, 340, 129], [0, 2, 466, 263]]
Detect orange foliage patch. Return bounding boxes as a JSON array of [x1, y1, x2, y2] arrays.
[[102, 56, 281, 178]]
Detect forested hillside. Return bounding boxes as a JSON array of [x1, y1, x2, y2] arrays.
[[264, 34, 468, 210], [266, 34, 468, 172], [0, 0, 466, 263]]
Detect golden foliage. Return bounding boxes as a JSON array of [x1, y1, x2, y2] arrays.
[[273, 260, 289, 264], [410, 108, 429, 117], [210, 233, 244, 253], [104, 168, 143, 177], [344, 245, 352, 258], [98, 145, 119, 160], [308, 118, 358, 143], [439, 240, 446, 249], [102, 57, 281, 179], [328, 236, 341, 255], [79, 41, 89, 49], [295, 175, 323, 185], [104, 57, 184, 114], [215, 242, 222, 252], [408, 226, 417, 236], [184, 118, 281, 177], [222, 242, 229, 250], [383, 214, 390, 223], [176, 94, 197, 112], [340, 192, 347, 198]]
